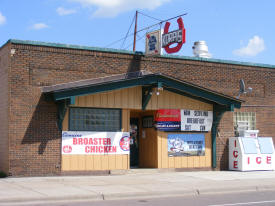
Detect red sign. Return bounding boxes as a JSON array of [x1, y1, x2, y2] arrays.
[[120, 136, 130, 151], [155, 109, 181, 122], [162, 17, 186, 54], [63, 145, 72, 153]]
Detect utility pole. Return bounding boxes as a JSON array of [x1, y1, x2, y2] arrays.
[[133, 10, 138, 52]]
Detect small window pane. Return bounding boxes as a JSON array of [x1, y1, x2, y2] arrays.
[[258, 138, 274, 154], [69, 108, 121, 132]]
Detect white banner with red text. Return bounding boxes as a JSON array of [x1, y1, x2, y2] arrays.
[[62, 131, 130, 155]]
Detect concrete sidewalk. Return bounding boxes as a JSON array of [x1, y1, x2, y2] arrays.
[[1, 170, 275, 205]]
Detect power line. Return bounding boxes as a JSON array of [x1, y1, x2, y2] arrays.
[[120, 14, 136, 49], [124, 32, 146, 50], [138, 11, 163, 22], [105, 13, 188, 48]]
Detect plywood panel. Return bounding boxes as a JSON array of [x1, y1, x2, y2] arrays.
[[115, 155, 123, 169], [187, 156, 194, 168], [205, 133, 212, 167], [122, 155, 129, 169], [108, 155, 116, 170], [107, 92, 115, 108], [135, 87, 142, 109], [121, 88, 129, 108], [62, 110, 69, 131], [168, 157, 175, 168], [175, 94, 181, 109], [128, 88, 134, 108], [78, 155, 86, 170], [199, 154, 206, 168], [61, 156, 70, 171], [94, 95, 100, 107], [74, 87, 142, 109], [181, 156, 188, 168], [193, 156, 200, 168], [147, 89, 212, 110], [160, 131, 168, 168], [85, 155, 94, 170], [100, 93, 108, 108], [174, 157, 181, 168], [122, 109, 130, 132], [71, 156, 78, 170], [62, 154, 129, 171]]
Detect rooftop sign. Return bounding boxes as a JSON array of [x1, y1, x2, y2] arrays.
[[162, 17, 186, 54], [145, 30, 162, 55]]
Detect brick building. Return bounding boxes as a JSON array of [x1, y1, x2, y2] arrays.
[[0, 39, 274, 177]]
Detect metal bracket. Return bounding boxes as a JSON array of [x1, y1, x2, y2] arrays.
[[142, 86, 153, 110]]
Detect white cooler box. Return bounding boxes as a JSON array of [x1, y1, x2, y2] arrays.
[[229, 137, 275, 171]]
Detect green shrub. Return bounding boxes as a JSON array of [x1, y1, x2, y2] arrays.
[[0, 171, 7, 178]]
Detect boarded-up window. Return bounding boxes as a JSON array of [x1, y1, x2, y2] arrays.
[[69, 108, 121, 131]]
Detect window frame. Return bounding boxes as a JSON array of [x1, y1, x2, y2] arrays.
[[233, 112, 256, 137], [69, 107, 122, 132]]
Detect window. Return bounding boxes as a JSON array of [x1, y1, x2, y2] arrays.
[[69, 108, 121, 132], [233, 112, 256, 137], [142, 116, 154, 128]]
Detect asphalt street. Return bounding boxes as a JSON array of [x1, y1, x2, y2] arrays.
[[3, 190, 275, 206]]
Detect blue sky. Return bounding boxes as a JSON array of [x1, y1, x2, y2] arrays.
[[1, 0, 274, 65]]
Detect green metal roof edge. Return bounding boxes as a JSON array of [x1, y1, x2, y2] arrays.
[[7, 39, 275, 69], [160, 54, 275, 69], [8, 39, 136, 55]]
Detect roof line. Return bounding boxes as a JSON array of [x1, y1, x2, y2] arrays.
[[6, 39, 275, 69], [42, 71, 243, 103]]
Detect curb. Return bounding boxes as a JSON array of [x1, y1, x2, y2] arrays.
[[1, 186, 275, 205]]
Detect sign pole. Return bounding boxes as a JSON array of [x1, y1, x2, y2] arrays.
[[133, 10, 138, 52]]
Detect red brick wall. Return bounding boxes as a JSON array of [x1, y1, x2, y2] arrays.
[[7, 42, 275, 176], [0, 43, 10, 174]]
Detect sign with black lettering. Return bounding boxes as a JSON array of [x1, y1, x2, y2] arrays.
[[181, 110, 213, 131]]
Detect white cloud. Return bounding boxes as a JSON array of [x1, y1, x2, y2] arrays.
[[69, 0, 170, 17], [233, 35, 265, 57], [31, 23, 49, 30], [0, 12, 6, 25], [57, 7, 77, 16]]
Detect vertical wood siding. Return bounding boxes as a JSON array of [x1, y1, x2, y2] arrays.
[[62, 87, 213, 171]]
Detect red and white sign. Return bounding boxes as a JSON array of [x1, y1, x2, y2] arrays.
[[154, 109, 213, 131], [162, 17, 186, 54], [145, 30, 162, 55], [229, 137, 275, 171], [62, 131, 130, 155], [155, 109, 181, 122]]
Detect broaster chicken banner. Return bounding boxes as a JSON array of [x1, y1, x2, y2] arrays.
[[155, 109, 213, 131], [62, 131, 130, 155]]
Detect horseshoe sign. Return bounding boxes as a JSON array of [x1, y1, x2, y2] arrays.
[[162, 17, 186, 54]]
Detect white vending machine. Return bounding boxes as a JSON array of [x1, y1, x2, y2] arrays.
[[229, 134, 275, 171]]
